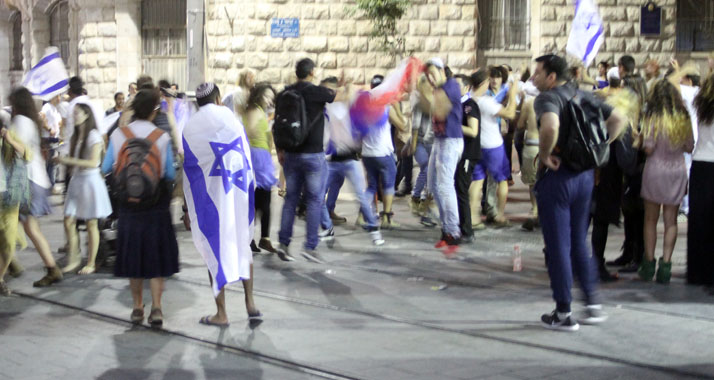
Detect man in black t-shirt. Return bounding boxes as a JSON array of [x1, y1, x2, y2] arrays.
[[532, 55, 625, 332], [276, 58, 341, 263]]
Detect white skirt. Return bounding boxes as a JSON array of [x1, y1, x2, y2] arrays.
[[64, 168, 113, 220]]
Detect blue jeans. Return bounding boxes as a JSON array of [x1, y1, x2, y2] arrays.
[[362, 155, 397, 202], [535, 168, 600, 313], [412, 142, 431, 199], [428, 137, 463, 237], [279, 152, 326, 250], [322, 159, 378, 229]]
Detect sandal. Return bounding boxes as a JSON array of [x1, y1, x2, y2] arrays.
[[131, 305, 144, 324], [248, 310, 263, 321], [148, 308, 163, 326], [199, 315, 230, 327]]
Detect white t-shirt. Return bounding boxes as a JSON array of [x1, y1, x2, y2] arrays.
[[11, 115, 51, 188], [693, 120, 714, 163], [325, 101, 359, 155], [477, 96, 504, 149], [41, 102, 62, 138], [680, 85, 700, 143], [361, 108, 394, 158]]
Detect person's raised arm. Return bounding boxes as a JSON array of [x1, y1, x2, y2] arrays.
[[496, 83, 519, 120], [431, 89, 452, 121]]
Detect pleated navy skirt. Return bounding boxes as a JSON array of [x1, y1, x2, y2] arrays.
[[114, 188, 179, 279]]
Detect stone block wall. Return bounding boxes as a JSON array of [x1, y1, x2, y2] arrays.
[[75, 0, 118, 109], [204, 0, 478, 93]]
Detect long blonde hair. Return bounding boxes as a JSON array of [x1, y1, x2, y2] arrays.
[[641, 79, 692, 148]]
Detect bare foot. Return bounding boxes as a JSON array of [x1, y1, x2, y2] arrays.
[[78, 265, 96, 275], [61, 258, 81, 274]]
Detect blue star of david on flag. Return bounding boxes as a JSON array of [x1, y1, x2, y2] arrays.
[[208, 137, 252, 194]]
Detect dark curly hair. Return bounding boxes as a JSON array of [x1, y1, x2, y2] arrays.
[[246, 82, 276, 111], [9, 87, 43, 137]]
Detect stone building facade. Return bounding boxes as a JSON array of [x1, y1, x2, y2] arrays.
[[0, 0, 711, 109]]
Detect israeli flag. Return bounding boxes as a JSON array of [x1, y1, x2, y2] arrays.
[[22, 47, 69, 101], [566, 0, 604, 68], [182, 103, 255, 296]]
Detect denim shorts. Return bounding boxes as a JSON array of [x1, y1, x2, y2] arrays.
[[362, 155, 397, 195]]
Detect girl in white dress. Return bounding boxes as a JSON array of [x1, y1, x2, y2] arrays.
[[55, 104, 112, 275]]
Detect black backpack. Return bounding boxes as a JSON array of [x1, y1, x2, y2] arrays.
[[273, 85, 312, 150], [558, 90, 610, 172]]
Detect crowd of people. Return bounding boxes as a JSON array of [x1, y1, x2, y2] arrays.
[[1, 52, 713, 331]]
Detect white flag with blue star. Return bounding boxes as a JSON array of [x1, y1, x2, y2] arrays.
[[566, 0, 604, 68], [182, 103, 255, 296], [22, 47, 69, 101]]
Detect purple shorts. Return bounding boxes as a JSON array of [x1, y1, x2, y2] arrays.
[[472, 145, 510, 182]]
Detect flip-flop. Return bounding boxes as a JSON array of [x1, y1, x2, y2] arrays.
[[199, 315, 229, 327], [248, 311, 263, 321]]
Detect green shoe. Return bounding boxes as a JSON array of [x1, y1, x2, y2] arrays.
[[638, 258, 656, 281], [655, 258, 672, 284]]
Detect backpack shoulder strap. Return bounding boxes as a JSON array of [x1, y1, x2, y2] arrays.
[[145, 128, 166, 144], [120, 126, 136, 140]]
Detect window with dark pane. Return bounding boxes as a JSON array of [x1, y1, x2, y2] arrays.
[[50, 1, 71, 65], [677, 0, 714, 51], [141, 0, 187, 89], [478, 0, 530, 51], [11, 13, 22, 70]]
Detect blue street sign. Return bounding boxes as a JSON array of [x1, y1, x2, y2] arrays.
[[271, 18, 300, 38]]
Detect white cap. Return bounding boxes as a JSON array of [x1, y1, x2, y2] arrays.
[[607, 67, 620, 81], [427, 57, 445, 69]]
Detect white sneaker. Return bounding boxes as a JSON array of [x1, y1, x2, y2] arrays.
[[370, 231, 385, 246]]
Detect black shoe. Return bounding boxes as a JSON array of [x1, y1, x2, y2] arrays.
[[460, 234, 474, 244], [250, 240, 261, 254], [619, 261, 639, 273], [578, 305, 608, 325], [276, 244, 295, 262], [541, 310, 580, 332], [394, 189, 411, 197], [606, 255, 631, 267], [521, 218, 537, 232], [599, 269, 619, 282]]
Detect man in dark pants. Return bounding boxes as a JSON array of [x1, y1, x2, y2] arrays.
[[532, 55, 625, 332]]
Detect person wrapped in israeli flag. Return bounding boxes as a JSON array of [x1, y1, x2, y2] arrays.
[[566, 0, 605, 68], [22, 47, 69, 101], [183, 82, 262, 326]]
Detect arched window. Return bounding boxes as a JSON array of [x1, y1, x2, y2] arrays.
[[50, 0, 70, 65], [478, 0, 530, 51], [142, 0, 187, 89], [10, 12, 22, 70]]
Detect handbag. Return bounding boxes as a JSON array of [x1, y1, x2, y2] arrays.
[[1, 139, 30, 209]]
